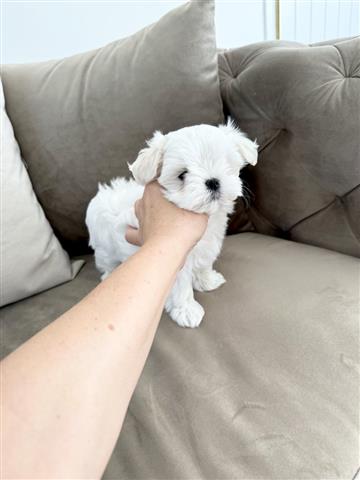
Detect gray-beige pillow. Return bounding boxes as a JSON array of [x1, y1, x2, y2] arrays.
[[0, 80, 83, 307], [1, 0, 224, 255]]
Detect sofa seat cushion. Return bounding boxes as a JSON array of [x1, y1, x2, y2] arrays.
[[1, 233, 358, 479]]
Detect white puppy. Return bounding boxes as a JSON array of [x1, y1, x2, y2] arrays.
[[86, 121, 258, 328]]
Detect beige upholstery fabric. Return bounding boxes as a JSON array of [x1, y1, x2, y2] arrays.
[[1, 233, 358, 479], [220, 37, 360, 258], [1, 0, 223, 255], [0, 80, 83, 307]]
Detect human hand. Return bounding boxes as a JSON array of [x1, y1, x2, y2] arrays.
[[125, 182, 208, 254]]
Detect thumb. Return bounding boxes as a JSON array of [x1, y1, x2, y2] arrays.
[[125, 226, 142, 246]]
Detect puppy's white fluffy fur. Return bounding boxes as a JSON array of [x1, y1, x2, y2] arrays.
[[86, 121, 258, 328]]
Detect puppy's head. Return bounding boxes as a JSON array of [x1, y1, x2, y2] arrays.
[[129, 120, 258, 215]]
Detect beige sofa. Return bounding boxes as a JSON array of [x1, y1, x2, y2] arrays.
[[1, 3, 359, 476]]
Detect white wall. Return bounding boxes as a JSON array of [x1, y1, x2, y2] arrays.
[[281, 0, 360, 44], [1, 0, 359, 64]]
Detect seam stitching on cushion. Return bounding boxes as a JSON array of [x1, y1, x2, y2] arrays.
[[295, 158, 347, 200], [248, 205, 282, 233], [288, 198, 337, 232], [259, 131, 342, 201], [258, 130, 283, 153], [342, 183, 360, 199], [341, 184, 360, 242], [333, 44, 347, 76], [288, 186, 360, 244]]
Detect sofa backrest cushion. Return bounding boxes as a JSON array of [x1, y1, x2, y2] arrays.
[[2, 0, 223, 255], [219, 37, 360, 258]]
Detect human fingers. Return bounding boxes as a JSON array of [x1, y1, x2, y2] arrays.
[[125, 226, 142, 246]]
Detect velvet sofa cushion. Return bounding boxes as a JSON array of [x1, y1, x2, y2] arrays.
[[1, 233, 358, 479], [1, 0, 224, 255], [0, 80, 83, 307], [219, 37, 360, 258]]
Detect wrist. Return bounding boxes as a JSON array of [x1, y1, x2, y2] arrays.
[[142, 235, 191, 267]]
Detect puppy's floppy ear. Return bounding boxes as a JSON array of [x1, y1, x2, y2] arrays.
[[219, 119, 258, 169], [128, 130, 166, 185]]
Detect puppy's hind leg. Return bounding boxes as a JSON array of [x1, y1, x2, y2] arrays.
[[94, 249, 118, 282], [165, 267, 204, 328], [192, 268, 225, 292]]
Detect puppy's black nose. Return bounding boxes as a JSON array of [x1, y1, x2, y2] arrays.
[[205, 178, 220, 192]]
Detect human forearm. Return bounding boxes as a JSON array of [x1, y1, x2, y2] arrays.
[[2, 181, 208, 480], [1, 239, 185, 479]]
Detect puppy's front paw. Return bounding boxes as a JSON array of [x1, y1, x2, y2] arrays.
[[193, 269, 226, 292], [169, 300, 204, 328]]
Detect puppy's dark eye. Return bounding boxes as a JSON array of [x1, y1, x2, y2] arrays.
[[178, 169, 188, 181]]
